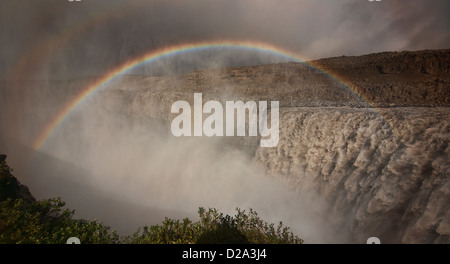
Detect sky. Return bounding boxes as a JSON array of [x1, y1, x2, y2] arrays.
[[0, 0, 449, 79]]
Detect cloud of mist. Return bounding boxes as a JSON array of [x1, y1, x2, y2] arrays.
[[22, 84, 342, 243], [0, 62, 346, 242]]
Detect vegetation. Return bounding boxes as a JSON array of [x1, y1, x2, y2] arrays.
[[0, 197, 120, 244], [125, 207, 303, 244], [0, 154, 119, 244], [0, 154, 302, 244]]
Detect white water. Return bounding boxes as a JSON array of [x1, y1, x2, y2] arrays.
[[256, 107, 450, 243]]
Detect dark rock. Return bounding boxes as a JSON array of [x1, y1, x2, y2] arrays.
[[0, 154, 35, 202]]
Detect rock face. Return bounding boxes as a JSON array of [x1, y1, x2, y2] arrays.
[[312, 49, 450, 107], [0, 155, 35, 203], [113, 49, 450, 107]]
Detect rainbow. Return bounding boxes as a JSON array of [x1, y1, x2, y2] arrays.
[[32, 40, 364, 150]]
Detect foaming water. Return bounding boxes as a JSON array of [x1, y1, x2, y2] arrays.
[[39, 93, 343, 243], [256, 107, 450, 243]]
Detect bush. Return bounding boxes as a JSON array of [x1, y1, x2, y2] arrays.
[[0, 155, 119, 244], [0, 197, 120, 244], [1, 154, 302, 244], [126, 207, 303, 244]]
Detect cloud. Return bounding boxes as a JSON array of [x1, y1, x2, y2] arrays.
[[0, 0, 449, 79]]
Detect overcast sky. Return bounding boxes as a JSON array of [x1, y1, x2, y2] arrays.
[[1, 0, 449, 79]]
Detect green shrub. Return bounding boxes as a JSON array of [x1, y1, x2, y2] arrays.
[[1, 154, 302, 244], [126, 207, 303, 244], [0, 155, 119, 244], [0, 197, 119, 244]]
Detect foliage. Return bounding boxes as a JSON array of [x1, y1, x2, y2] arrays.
[[125, 207, 303, 244], [1, 154, 302, 244], [0, 197, 120, 244], [0, 155, 119, 244]]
